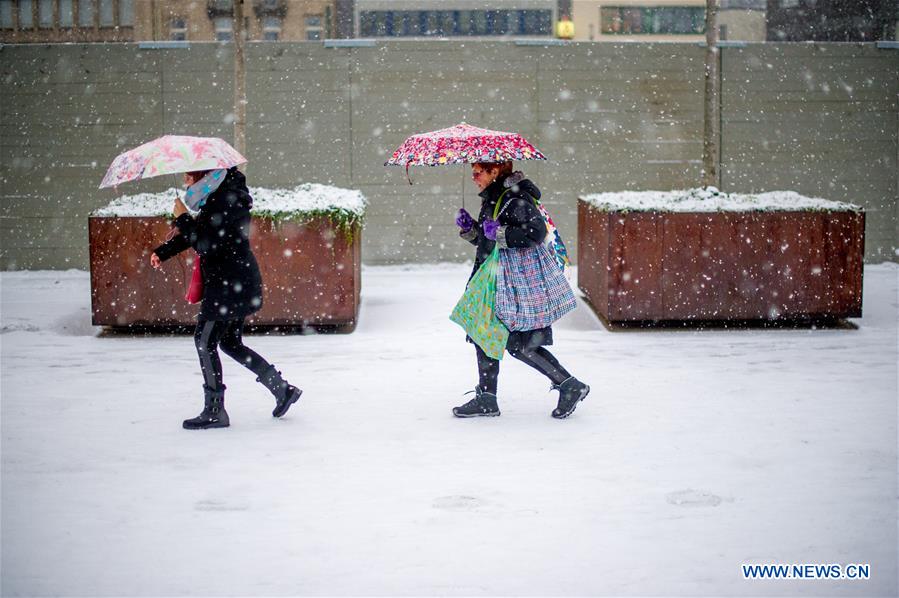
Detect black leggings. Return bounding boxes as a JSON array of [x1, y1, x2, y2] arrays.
[[194, 318, 271, 390], [475, 343, 571, 395]]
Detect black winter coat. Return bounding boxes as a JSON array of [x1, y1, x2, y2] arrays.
[[460, 171, 553, 350], [154, 167, 263, 321]]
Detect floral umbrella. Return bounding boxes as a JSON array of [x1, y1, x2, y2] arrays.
[[385, 123, 546, 183], [99, 135, 247, 189]]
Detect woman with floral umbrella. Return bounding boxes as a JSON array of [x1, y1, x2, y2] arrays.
[[102, 136, 303, 429], [387, 124, 590, 418]]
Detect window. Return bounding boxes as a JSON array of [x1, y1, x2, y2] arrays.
[[39, 0, 53, 28], [263, 16, 281, 40], [521, 10, 551, 35], [304, 15, 322, 39], [360, 11, 388, 36], [214, 16, 232, 40], [490, 10, 512, 35], [59, 0, 73, 26], [19, 0, 33, 28], [456, 10, 472, 35], [396, 11, 418, 36], [600, 6, 704, 35], [437, 10, 454, 35], [0, 0, 12, 29], [99, 0, 114, 26], [423, 11, 440, 35], [79, 0, 94, 26], [471, 10, 488, 34], [118, 0, 133, 26], [170, 17, 187, 40]]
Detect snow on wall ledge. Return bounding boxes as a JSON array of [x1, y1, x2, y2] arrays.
[[581, 188, 862, 213], [91, 183, 368, 220]]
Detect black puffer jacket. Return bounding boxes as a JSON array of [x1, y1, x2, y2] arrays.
[[461, 171, 547, 282], [460, 171, 553, 349], [154, 167, 263, 321]]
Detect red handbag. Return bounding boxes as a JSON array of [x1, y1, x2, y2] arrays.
[[185, 253, 203, 304]]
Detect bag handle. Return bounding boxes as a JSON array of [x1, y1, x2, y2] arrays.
[[491, 187, 542, 220], [492, 188, 512, 220]]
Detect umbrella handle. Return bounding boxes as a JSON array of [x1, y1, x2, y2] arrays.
[[461, 169, 465, 211], [405, 164, 413, 185]]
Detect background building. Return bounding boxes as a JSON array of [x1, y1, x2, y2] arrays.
[[571, 0, 766, 42], [719, 0, 766, 41], [0, 0, 338, 43], [572, 0, 707, 42], [766, 0, 897, 41], [0, 0, 136, 42], [354, 0, 556, 38]]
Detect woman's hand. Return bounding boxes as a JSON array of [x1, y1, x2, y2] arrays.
[[173, 196, 188, 218], [455, 208, 475, 232], [482, 218, 499, 241], [150, 252, 162, 270]]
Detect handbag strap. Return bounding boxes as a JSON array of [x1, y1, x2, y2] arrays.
[[492, 188, 512, 220], [491, 187, 542, 221]]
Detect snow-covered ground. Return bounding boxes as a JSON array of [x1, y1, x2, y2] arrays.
[[1, 264, 897, 597]]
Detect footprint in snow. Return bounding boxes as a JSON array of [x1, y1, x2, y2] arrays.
[[666, 489, 729, 508], [432, 495, 485, 511], [194, 499, 249, 512]]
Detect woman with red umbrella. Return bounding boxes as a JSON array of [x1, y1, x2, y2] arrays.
[[387, 124, 590, 418], [453, 160, 590, 419]]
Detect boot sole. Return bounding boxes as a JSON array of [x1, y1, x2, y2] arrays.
[[183, 421, 230, 430], [452, 410, 501, 418], [272, 388, 302, 418], [552, 385, 590, 419]]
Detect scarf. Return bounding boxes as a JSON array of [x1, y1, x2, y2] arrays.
[[182, 169, 227, 211]]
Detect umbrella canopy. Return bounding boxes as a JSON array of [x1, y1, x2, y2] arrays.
[[99, 135, 247, 189], [385, 123, 547, 168]]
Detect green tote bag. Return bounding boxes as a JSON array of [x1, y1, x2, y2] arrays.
[[450, 246, 509, 360]]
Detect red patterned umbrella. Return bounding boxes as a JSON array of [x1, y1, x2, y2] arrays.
[[385, 123, 546, 183]]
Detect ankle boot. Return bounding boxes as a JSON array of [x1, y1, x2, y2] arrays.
[[551, 377, 590, 419], [453, 387, 501, 418], [257, 365, 302, 418], [183, 385, 230, 429]]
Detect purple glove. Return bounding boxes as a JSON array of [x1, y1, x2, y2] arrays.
[[482, 218, 499, 241], [455, 208, 475, 232]]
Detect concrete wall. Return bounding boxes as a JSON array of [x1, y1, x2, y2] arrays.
[[1, 40, 896, 269], [718, 10, 766, 42]]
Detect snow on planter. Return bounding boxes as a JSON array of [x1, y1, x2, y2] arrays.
[[92, 183, 367, 231], [89, 184, 366, 329], [577, 188, 865, 324], [580, 187, 862, 213]]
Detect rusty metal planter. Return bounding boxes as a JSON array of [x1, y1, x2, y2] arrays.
[[89, 216, 361, 329], [577, 199, 865, 323]]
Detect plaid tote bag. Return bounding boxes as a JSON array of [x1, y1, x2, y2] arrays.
[[495, 243, 577, 332]]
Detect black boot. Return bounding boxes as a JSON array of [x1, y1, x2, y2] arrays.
[[183, 385, 230, 430], [551, 377, 590, 419], [452, 387, 501, 418], [257, 365, 302, 418]]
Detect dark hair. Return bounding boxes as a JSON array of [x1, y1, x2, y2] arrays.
[[187, 170, 212, 180]]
